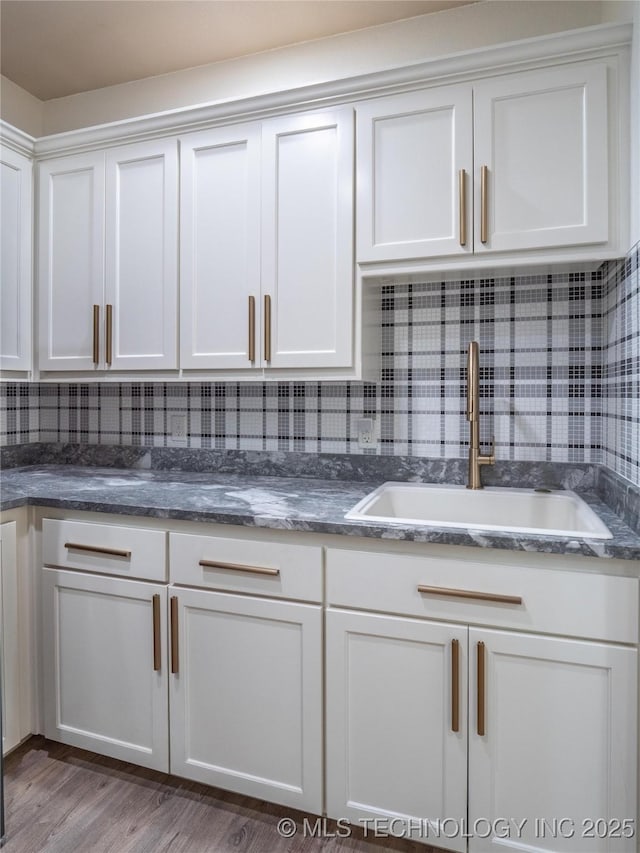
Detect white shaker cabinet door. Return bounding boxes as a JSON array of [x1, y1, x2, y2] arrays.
[[105, 140, 178, 370], [261, 108, 354, 369], [42, 568, 169, 772], [468, 628, 637, 853], [169, 587, 323, 813], [180, 124, 261, 370], [326, 608, 468, 851], [473, 62, 609, 253], [356, 86, 473, 262], [0, 521, 21, 754], [38, 152, 105, 371], [0, 145, 32, 372]]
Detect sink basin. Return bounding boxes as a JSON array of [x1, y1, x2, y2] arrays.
[[345, 483, 613, 539]]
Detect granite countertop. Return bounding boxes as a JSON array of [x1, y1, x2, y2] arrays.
[[1, 463, 639, 563]]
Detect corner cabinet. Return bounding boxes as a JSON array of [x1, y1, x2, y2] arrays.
[[0, 144, 32, 374], [357, 58, 623, 265], [38, 139, 178, 373], [180, 107, 354, 373]]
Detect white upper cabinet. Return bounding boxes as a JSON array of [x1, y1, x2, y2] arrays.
[[38, 151, 105, 371], [180, 107, 354, 373], [0, 146, 32, 373], [38, 140, 178, 373], [357, 59, 617, 264], [261, 109, 354, 369], [180, 124, 261, 370], [473, 62, 608, 254], [105, 140, 178, 370], [356, 86, 473, 263]]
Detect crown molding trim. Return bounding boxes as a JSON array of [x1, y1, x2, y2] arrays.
[[32, 22, 632, 159], [0, 120, 37, 157]]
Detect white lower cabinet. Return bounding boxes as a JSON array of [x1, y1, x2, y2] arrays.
[[325, 546, 638, 852], [326, 608, 468, 852], [41, 568, 169, 771], [168, 586, 323, 812]]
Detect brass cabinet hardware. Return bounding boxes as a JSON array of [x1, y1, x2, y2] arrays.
[[264, 294, 272, 362], [417, 585, 522, 606], [198, 559, 280, 577], [105, 304, 113, 366], [64, 541, 132, 558], [152, 594, 161, 672], [451, 638, 460, 733], [170, 596, 179, 674], [477, 641, 486, 736], [458, 169, 467, 247], [480, 165, 489, 244], [248, 295, 256, 363], [92, 305, 100, 365]]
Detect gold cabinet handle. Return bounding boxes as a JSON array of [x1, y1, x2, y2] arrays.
[[198, 559, 280, 577], [248, 295, 256, 363], [65, 541, 132, 558], [170, 596, 179, 675], [477, 641, 486, 736], [417, 585, 522, 606], [458, 169, 467, 247], [92, 305, 100, 365], [105, 303, 113, 366], [264, 294, 271, 362], [152, 594, 161, 672], [480, 165, 489, 244], [451, 638, 460, 733]]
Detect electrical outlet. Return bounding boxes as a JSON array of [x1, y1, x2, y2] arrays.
[[356, 417, 376, 449], [168, 414, 188, 447]]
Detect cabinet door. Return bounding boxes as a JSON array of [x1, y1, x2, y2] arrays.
[[42, 568, 169, 771], [326, 608, 468, 851], [180, 124, 261, 370], [38, 152, 105, 371], [469, 628, 637, 853], [356, 86, 473, 262], [261, 108, 354, 369], [105, 140, 178, 370], [0, 146, 32, 372], [473, 62, 608, 253], [169, 587, 322, 812], [0, 522, 21, 754]]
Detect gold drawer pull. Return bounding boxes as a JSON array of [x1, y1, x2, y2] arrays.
[[105, 303, 113, 366], [451, 638, 460, 733], [477, 640, 486, 736], [264, 294, 272, 362], [480, 164, 489, 244], [417, 585, 522, 606], [65, 542, 132, 559], [170, 596, 179, 675], [152, 594, 161, 672], [199, 559, 280, 577]]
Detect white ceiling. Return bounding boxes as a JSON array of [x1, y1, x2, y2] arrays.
[[0, 0, 477, 101]]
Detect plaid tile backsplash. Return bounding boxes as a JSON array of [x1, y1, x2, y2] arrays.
[[2, 247, 638, 486]]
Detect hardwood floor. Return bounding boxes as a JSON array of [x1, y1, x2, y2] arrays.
[[3, 738, 442, 853]]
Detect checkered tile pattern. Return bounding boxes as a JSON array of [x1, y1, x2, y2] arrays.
[[1, 251, 637, 484], [602, 243, 640, 486]]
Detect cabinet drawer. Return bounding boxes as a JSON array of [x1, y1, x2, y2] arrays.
[[326, 548, 638, 644], [43, 518, 167, 581], [170, 532, 322, 602]]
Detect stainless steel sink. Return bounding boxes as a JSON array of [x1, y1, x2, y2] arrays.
[[345, 483, 612, 539]]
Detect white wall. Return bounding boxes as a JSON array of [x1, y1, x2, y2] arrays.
[[38, 0, 616, 135], [0, 76, 43, 138]]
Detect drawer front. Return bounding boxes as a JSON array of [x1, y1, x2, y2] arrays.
[[170, 532, 322, 602], [43, 518, 167, 581], [326, 548, 638, 644]]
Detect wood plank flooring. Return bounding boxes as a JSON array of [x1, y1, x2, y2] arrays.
[[2, 738, 443, 853]]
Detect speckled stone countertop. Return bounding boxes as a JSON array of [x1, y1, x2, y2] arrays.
[[2, 462, 639, 563]]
